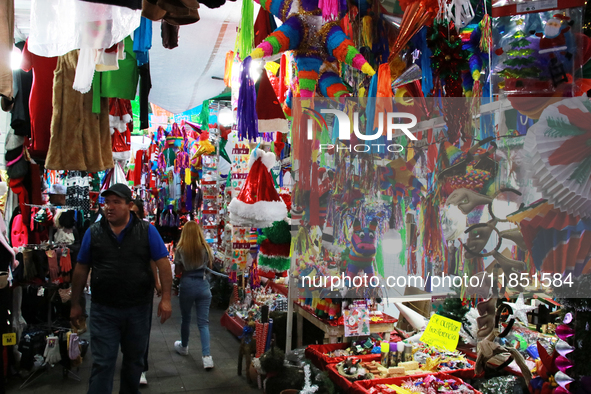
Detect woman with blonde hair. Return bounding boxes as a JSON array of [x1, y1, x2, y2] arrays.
[[173, 221, 215, 369]]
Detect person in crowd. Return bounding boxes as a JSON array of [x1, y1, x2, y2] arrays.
[[173, 220, 214, 369], [70, 184, 173, 394], [131, 198, 161, 386]]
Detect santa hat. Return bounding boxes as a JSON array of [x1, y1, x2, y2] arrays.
[[256, 70, 289, 133], [228, 149, 287, 228], [254, 7, 276, 47]]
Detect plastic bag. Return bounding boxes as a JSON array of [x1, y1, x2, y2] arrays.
[[492, 0, 586, 95]]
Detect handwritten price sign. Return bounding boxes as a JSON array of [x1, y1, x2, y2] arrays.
[[420, 314, 461, 351], [2, 333, 16, 346]]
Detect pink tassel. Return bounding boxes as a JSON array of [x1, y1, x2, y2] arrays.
[[319, 0, 339, 22]]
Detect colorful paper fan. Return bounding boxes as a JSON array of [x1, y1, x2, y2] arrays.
[[507, 199, 591, 276], [524, 97, 591, 218]]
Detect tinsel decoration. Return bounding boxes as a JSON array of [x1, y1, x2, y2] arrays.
[[237, 0, 255, 60], [428, 20, 468, 98], [389, 0, 440, 60], [479, 14, 492, 53], [237, 57, 259, 141], [478, 376, 521, 394], [301, 364, 319, 394]]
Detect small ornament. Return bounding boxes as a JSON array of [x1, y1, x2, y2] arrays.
[[556, 324, 575, 340], [554, 371, 575, 390], [555, 339, 575, 356], [563, 312, 573, 324], [503, 294, 536, 326], [555, 355, 574, 372]]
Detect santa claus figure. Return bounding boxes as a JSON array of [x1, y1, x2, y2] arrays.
[[536, 14, 574, 62]]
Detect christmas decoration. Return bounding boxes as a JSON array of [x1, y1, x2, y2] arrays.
[[503, 294, 536, 326], [228, 148, 287, 228]]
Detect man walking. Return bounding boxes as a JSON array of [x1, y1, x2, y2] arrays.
[[70, 184, 173, 394]]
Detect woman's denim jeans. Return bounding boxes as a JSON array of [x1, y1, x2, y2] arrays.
[[179, 274, 212, 356]]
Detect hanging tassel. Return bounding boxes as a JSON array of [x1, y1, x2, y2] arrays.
[[361, 16, 373, 48], [319, 0, 339, 22], [479, 14, 492, 53], [418, 27, 433, 96], [224, 51, 234, 87], [237, 0, 254, 60], [237, 57, 259, 141]]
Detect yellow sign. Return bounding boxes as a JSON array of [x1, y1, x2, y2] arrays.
[[420, 314, 461, 351], [2, 333, 16, 346]]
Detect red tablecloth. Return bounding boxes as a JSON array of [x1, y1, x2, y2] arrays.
[[305, 343, 381, 371], [220, 312, 246, 337]]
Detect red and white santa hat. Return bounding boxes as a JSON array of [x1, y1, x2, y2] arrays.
[[228, 148, 287, 228], [256, 70, 289, 134]]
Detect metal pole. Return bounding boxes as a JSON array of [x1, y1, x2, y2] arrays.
[[285, 249, 297, 354]]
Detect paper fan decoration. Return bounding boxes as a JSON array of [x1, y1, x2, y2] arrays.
[[507, 199, 591, 276], [524, 97, 591, 218]]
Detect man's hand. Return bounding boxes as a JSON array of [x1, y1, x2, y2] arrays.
[[70, 303, 83, 329], [155, 284, 162, 297], [157, 299, 172, 323]]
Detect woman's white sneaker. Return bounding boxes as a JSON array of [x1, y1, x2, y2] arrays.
[[202, 356, 214, 369], [174, 341, 189, 356]]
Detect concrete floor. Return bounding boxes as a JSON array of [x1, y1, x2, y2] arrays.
[[7, 295, 260, 394]]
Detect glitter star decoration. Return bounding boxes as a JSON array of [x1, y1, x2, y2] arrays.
[[503, 294, 536, 326]]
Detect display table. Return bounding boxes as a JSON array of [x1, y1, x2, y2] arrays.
[[220, 312, 247, 337], [265, 280, 288, 297], [294, 303, 397, 346]]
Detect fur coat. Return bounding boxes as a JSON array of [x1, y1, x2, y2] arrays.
[[46, 50, 113, 172]]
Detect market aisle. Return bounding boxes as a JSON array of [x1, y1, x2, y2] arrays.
[[9, 295, 259, 394]]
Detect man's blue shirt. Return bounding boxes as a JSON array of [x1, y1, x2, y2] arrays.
[[78, 215, 168, 264]]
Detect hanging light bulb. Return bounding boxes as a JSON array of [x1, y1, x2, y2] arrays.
[[218, 107, 234, 127], [249, 58, 264, 82]]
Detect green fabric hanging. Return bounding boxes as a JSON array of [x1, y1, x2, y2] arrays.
[[375, 239, 385, 277], [199, 100, 210, 130], [237, 0, 254, 60]]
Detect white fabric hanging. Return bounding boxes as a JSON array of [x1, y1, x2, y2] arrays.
[[28, 0, 141, 57]]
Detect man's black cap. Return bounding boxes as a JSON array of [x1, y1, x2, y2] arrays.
[[101, 183, 132, 201]]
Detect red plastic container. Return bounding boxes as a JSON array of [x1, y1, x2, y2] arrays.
[[305, 343, 380, 371], [352, 372, 483, 394]]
